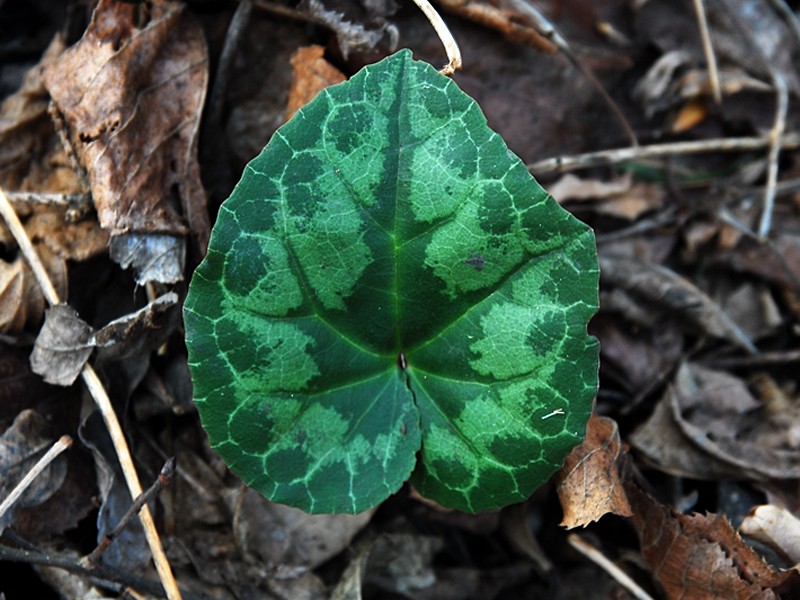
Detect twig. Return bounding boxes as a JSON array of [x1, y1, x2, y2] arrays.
[[759, 72, 788, 240], [528, 132, 800, 174], [691, 0, 721, 105], [502, 0, 638, 147], [0, 435, 72, 523], [567, 534, 655, 600], [207, 0, 253, 128], [410, 0, 462, 75], [84, 458, 177, 566], [0, 188, 182, 600]]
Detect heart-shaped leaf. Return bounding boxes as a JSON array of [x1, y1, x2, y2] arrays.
[[185, 50, 599, 514]]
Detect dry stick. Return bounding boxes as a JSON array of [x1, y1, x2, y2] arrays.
[[206, 0, 252, 128], [410, 0, 462, 75], [0, 435, 72, 523], [0, 188, 182, 600], [503, 0, 638, 147], [84, 458, 177, 566], [759, 72, 788, 240], [528, 132, 800, 174], [691, 0, 722, 105], [567, 534, 655, 600]]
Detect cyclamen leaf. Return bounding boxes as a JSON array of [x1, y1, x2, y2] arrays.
[[184, 49, 599, 514]]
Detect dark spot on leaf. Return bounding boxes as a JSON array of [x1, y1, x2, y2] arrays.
[[464, 253, 486, 272]]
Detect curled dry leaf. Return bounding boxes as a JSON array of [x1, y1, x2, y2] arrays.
[[0, 246, 67, 335], [0, 35, 81, 194], [625, 477, 800, 599], [740, 505, 800, 566], [556, 415, 632, 528], [600, 255, 757, 353], [633, 363, 800, 481], [42, 0, 210, 268]]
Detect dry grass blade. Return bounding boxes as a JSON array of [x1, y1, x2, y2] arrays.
[[567, 534, 655, 600], [0, 188, 182, 600]]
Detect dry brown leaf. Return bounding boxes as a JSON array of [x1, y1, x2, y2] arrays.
[[0, 246, 67, 334], [556, 415, 632, 528], [25, 207, 108, 262], [626, 477, 800, 599], [740, 505, 800, 566], [633, 363, 800, 482], [286, 45, 346, 120], [0, 35, 81, 194], [42, 0, 209, 252]]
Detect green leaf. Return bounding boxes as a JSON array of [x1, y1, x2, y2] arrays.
[[184, 49, 599, 514]]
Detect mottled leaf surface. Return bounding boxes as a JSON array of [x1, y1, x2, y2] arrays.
[[185, 50, 599, 513]]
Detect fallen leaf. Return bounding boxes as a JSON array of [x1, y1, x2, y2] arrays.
[[232, 487, 374, 571], [600, 255, 757, 353], [25, 207, 109, 262], [0, 246, 67, 334], [740, 505, 800, 567], [286, 45, 346, 120], [625, 476, 800, 599], [556, 415, 633, 528], [42, 0, 210, 272], [300, 0, 395, 59], [30, 304, 93, 386], [108, 233, 185, 285], [0, 410, 69, 535], [364, 533, 442, 595], [0, 35, 81, 194]]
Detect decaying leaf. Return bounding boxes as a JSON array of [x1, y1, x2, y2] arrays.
[[232, 487, 374, 571], [549, 173, 664, 221], [30, 304, 93, 386], [0, 35, 81, 194], [42, 0, 210, 279], [0, 409, 69, 535], [633, 363, 800, 481], [741, 505, 800, 567], [300, 0, 396, 59], [286, 45, 346, 120], [556, 415, 632, 528], [30, 293, 180, 386], [600, 255, 757, 353], [0, 246, 67, 335], [626, 477, 800, 599]]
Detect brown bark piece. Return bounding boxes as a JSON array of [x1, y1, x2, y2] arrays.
[[286, 45, 346, 121], [42, 0, 209, 251], [556, 415, 632, 528]]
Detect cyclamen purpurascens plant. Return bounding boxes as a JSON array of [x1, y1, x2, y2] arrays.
[[184, 50, 599, 514]]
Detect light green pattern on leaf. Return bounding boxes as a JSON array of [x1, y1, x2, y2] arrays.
[[185, 49, 599, 514]]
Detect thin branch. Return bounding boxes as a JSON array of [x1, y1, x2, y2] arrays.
[[410, 0, 462, 75], [528, 132, 800, 174], [691, 0, 722, 104], [207, 0, 253, 128], [0, 436, 72, 522], [0, 188, 182, 600], [567, 534, 656, 600], [84, 458, 177, 566], [759, 72, 788, 240]]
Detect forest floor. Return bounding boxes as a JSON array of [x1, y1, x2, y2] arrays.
[[2, 0, 800, 598]]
